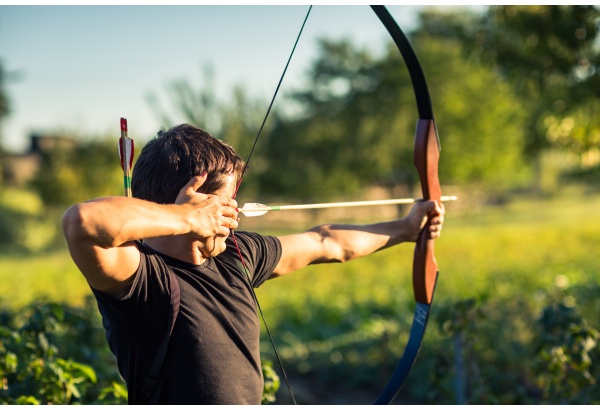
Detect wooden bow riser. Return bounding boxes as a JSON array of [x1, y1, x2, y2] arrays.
[[412, 119, 442, 305]]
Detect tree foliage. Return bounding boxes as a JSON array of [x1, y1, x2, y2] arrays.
[[257, 29, 531, 199], [412, 17, 530, 190], [29, 137, 124, 207], [257, 38, 415, 201], [0, 61, 11, 146], [146, 64, 268, 195], [461, 6, 600, 167], [150, 26, 533, 201]]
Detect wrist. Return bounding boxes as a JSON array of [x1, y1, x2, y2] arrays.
[[399, 217, 420, 243]]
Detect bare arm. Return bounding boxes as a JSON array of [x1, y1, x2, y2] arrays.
[[271, 200, 444, 277], [62, 175, 238, 296]]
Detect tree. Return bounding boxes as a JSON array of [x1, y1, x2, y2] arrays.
[[456, 6, 600, 183], [256, 38, 415, 201], [413, 11, 531, 191], [145, 64, 268, 196], [0, 60, 11, 146], [257, 28, 530, 200], [147, 11, 534, 200], [29, 137, 123, 207]]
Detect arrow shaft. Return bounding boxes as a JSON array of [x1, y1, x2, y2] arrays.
[[241, 195, 456, 215]]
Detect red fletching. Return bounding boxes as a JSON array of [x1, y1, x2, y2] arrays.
[[119, 117, 134, 171], [119, 136, 134, 170], [128, 139, 134, 168], [119, 137, 125, 169]]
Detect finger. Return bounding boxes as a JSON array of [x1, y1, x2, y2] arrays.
[[216, 217, 238, 235], [434, 202, 445, 217], [213, 194, 238, 210], [427, 226, 439, 239], [215, 226, 231, 237], [222, 197, 238, 210], [430, 215, 443, 225], [429, 224, 442, 233], [220, 201, 239, 218], [179, 173, 207, 196]]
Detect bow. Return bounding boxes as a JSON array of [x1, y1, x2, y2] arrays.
[[370, 6, 442, 404]]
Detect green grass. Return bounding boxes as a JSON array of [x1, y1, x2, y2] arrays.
[[0, 250, 90, 309]]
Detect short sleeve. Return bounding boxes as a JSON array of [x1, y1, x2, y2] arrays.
[[225, 231, 282, 288], [91, 242, 172, 333]]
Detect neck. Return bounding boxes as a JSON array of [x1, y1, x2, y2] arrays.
[[144, 236, 207, 265]]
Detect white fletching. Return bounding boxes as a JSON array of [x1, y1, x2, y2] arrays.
[[239, 203, 272, 217]]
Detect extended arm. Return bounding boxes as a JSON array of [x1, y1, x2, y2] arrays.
[[62, 175, 238, 296], [271, 200, 444, 277]]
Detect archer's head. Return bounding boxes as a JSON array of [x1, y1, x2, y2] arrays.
[[132, 123, 244, 204]]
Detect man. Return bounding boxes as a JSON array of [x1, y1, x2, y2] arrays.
[[62, 123, 444, 404]]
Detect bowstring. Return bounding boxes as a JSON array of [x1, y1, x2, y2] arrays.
[[230, 6, 312, 405], [233, 5, 312, 198]]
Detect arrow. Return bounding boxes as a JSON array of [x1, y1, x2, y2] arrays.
[[239, 195, 457, 217], [118, 117, 134, 198]]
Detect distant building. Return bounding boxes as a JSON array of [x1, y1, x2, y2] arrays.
[[1, 133, 75, 186]]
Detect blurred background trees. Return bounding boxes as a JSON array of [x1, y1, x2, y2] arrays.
[[3, 5, 599, 252]]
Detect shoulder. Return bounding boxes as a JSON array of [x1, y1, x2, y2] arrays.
[[226, 231, 281, 254], [95, 241, 172, 302], [223, 231, 282, 287]]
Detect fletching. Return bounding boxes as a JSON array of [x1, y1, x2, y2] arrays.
[[119, 137, 134, 169], [119, 117, 134, 197], [239, 203, 273, 217], [119, 118, 134, 170]]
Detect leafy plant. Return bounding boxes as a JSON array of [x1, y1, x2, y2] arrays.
[[261, 360, 280, 404], [534, 296, 599, 404], [0, 299, 126, 404]]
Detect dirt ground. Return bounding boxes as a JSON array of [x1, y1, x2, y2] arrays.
[[273, 374, 407, 405]]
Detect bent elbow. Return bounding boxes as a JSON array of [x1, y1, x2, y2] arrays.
[[62, 204, 87, 244], [313, 225, 355, 264]]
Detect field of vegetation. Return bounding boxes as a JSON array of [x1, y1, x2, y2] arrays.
[[258, 187, 600, 404], [1, 187, 598, 404]]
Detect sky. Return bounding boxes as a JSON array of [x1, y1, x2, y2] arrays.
[[0, 4, 485, 153]]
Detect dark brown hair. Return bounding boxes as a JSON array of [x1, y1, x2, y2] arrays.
[[131, 124, 244, 204]]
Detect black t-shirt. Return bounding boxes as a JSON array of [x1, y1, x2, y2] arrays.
[[92, 231, 282, 404]]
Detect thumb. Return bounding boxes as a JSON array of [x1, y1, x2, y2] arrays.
[[424, 199, 443, 217], [416, 198, 440, 214], [408, 200, 437, 232], [186, 172, 208, 193], [175, 173, 208, 205]]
